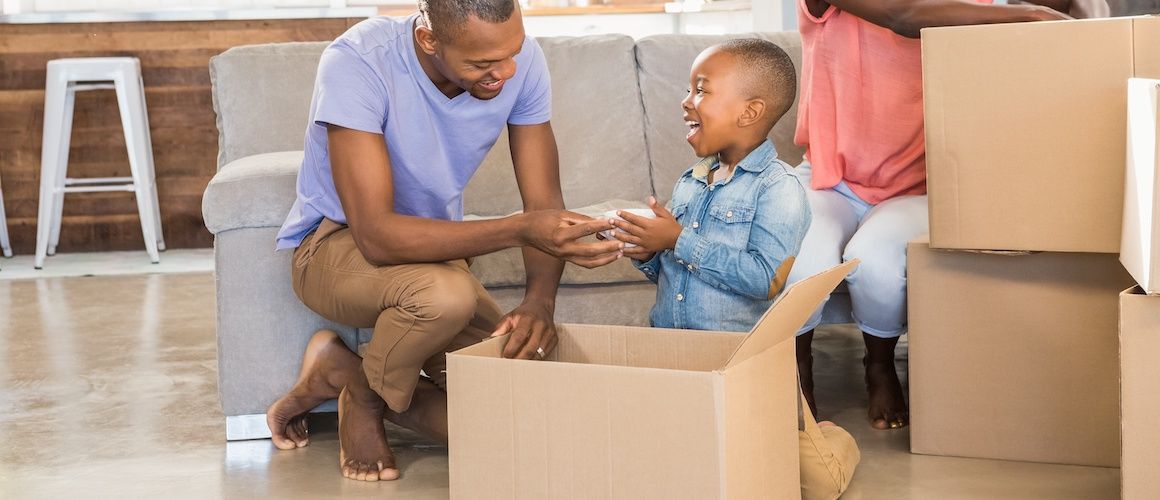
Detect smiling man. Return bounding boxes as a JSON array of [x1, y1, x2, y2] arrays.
[[264, 0, 623, 482]]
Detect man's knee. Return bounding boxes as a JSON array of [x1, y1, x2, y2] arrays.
[[402, 265, 480, 330]]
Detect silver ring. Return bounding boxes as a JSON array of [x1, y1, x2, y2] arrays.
[[535, 347, 546, 359]]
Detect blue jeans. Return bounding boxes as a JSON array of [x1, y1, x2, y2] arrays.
[[787, 160, 929, 338]]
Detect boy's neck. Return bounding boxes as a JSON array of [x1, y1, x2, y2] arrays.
[[716, 134, 769, 172]]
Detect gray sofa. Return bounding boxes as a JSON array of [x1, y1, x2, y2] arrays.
[[203, 29, 851, 440]]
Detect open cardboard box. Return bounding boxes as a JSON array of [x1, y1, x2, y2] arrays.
[[446, 260, 857, 500], [1121, 78, 1160, 293], [923, 16, 1160, 253], [1120, 286, 1160, 499]]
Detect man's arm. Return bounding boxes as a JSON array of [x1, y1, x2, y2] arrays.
[[805, 0, 1075, 38], [327, 124, 620, 268], [491, 121, 577, 359], [1013, 0, 1109, 19]]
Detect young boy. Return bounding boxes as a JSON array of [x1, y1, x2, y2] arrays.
[[612, 40, 859, 499], [612, 38, 809, 333]]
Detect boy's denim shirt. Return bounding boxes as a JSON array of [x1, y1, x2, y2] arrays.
[[634, 140, 812, 332]]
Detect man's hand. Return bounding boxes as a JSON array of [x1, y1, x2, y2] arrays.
[[521, 209, 622, 268], [491, 298, 558, 359], [610, 196, 682, 258]]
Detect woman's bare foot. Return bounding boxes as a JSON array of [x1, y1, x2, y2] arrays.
[[338, 374, 399, 481], [266, 330, 360, 450], [863, 333, 908, 430]]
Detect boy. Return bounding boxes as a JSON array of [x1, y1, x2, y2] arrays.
[[613, 39, 859, 499], [612, 39, 809, 332]]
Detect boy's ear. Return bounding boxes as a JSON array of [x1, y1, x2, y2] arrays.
[[738, 98, 767, 128], [415, 25, 439, 55]]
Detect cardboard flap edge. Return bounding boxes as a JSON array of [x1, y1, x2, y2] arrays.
[[721, 260, 858, 371]]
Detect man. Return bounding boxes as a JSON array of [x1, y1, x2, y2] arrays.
[[786, 0, 1108, 430], [264, 0, 623, 481]]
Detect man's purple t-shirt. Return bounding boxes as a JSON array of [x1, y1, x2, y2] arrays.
[[275, 14, 552, 250]]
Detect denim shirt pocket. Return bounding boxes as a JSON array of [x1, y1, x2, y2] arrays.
[[671, 203, 689, 222]]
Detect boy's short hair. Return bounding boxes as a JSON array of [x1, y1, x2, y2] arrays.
[[716, 38, 797, 127]]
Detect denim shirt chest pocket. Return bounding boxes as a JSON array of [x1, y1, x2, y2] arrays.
[[704, 197, 756, 244]]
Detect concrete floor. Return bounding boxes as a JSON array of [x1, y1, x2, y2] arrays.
[[0, 272, 1119, 499]]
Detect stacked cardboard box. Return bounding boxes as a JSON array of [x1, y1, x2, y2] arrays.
[[1120, 78, 1160, 499], [912, 17, 1158, 467], [446, 261, 857, 500]]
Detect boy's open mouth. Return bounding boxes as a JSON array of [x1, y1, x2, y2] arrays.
[[685, 120, 701, 140]]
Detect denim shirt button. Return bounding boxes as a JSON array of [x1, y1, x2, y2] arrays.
[[676, 293, 685, 301], [692, 221, 700, 229], [687, 264, 694, 271], [726, 210, 733, 218]]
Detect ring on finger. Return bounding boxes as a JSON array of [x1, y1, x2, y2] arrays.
[[535, 346, 546, 359]]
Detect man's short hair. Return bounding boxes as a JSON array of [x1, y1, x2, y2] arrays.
[[418, 0, 517, 41], [717, 38, 797, 123]]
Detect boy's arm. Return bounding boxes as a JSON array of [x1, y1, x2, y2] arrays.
[[621, 176, 810, 301], [805, 0, 1073, 38]]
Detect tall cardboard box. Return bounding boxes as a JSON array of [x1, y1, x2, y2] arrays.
[[908, 239, 1134, 466], [1120, 286, 1160, 500], [923, 16, 1160, 253], [1121, 78, 1160, 293], [446, 261, 857, 500]]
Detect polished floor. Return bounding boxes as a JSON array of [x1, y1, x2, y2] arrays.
[[0, 272, 1119, 499]]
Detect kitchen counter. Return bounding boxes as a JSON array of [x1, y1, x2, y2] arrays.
[[0, 6, 376, 24]]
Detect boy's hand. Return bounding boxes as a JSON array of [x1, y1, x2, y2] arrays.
[[612, 196, 682, 254]]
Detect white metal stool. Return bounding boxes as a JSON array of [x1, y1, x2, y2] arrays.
[[36, 57, 164, 269]]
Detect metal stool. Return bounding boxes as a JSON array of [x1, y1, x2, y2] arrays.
[[36, 57, 164, 269], [0, 170, 12, 260]]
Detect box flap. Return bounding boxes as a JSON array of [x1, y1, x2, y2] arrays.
[[1121, 78, 1160, 292], [722, 260, 858, 370]]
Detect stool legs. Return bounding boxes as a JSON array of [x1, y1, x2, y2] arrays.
[[35, 65, 69, 270], [114, 71, 160, 264], [47, 82, 76, 257], [0, 174, 11, 259]]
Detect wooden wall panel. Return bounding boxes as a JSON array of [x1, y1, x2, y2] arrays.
[[0, 18, 362, 255]]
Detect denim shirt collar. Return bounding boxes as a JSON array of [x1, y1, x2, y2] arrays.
[[691, 140, 779, 182]]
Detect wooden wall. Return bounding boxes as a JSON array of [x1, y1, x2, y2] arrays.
[[0, 18, 362, 255]]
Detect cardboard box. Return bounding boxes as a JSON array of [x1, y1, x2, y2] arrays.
[[1120, 286, 1160, 500], [908, 238, 1134, 467], [1121, 78, 1160, 293], [446, 261, 857, 500], [923, 16, 1160, 253]]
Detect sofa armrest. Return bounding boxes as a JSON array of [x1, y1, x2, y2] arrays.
[[202, 151, 303, 235]]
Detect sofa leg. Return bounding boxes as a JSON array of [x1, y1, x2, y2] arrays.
[[226, 414, 272, 441]]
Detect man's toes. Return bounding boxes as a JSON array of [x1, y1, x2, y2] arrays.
[[378, 462, 400, 481], [871, 417, 890, 430], [293, 419, 310, 447]]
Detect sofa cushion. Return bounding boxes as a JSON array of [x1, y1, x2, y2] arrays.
[[203, 151, 303, 235], [210, 42, 328, 169], [635, 33, 805, 202], [464, 34, 655, 217]]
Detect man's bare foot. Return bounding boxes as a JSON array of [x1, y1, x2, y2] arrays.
[[338, 375, 399, 481], [863, 333, 908, 430], [266, 330, 360, 450], [796, 330, 818, 417]]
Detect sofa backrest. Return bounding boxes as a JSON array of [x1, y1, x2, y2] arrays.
[[635, 32, 805, 201], [208, 31, 805, 211], [209, 41, 328, 169], [463, 34, 653, 216]]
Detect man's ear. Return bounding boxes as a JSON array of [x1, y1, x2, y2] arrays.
[[738, 98, 767, 128], [415, 24, 439, 55]]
